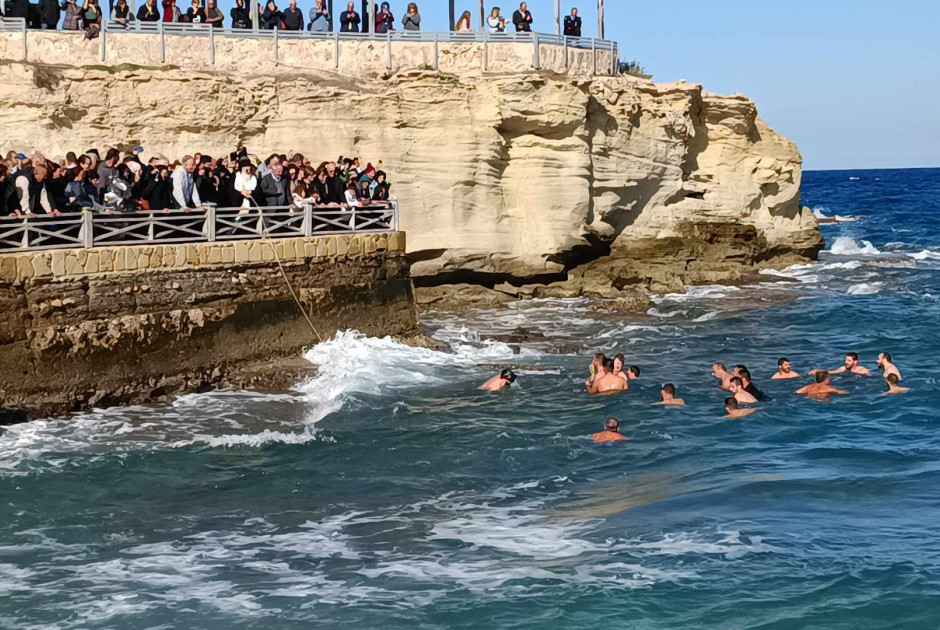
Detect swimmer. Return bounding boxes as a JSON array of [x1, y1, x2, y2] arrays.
[[732, 364, 748, 378], [627, 365, 641, 380], [772, 357, 801, 380], [593, 417, 628, 444], [585, 353, 607, 389], [480, 368, 516, 392], [587, 358, 627, 395], [611, 354, 630, 389], [884, 373, 910, 395], [877, 352, 902, 381], [796, 371, 850, 398], [724, 397, 758, 419], [654, 383, 685, 407], [728, 377, 758, 404], [810, 352, 871, 377], [738, 368, 768, 401], [712, 363, 732, 390]]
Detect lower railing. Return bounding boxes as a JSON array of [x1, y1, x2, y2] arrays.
[[0, 203, 398, 251]]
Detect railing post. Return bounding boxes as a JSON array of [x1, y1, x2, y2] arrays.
[[433, 32, 439, 72], [22, 18, 27, 60], [563, 35, 568, 70], [148, 213, 155, 241], [81, 211, 94, 248], [350, 208, 356, 231], [386, 31, 392, 70], [303, 204, 312, 236], [274, 26, 279, 65], [159, 21, 166, 63], [209, 24, 215, 65], [483, 28, 488, 71], [532, 32, 539, 70], [392, 200, 399, 232], [205, 206, 216, 241], [592, 37, 597, 76], [100, 25, 107, 62], [333, 30, 339, 68]]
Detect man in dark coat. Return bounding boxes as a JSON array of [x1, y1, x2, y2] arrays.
[[260, 161, 291, 207], [38, 0, 61, 29], [339, 1, 359, 32], [563, 7, 581, 37], [512, 2, 532, 32]]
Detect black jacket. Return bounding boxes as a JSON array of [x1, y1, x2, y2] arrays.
[[563, 15, 581, 37], [0, 178, 19, 215], [39, 0, 60, 25], [511, 9, 531, 32], [137, 3, 160, 21], [339, 9, 359, 32], [260, 173, 290, 207], [134, 169, 173, 211], [281, 5, 302, 29]]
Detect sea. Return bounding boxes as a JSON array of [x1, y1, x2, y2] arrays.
[[1, 168, 939, 629]]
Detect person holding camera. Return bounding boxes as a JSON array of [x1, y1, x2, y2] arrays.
[[487, 7, 505, 33]]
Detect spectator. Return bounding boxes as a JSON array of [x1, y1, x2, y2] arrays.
[[512, 2, 531, 32], [0, 164, 20, 216], [136, 0, 160, 22], [14, 162, 59, 217], [65, 169, 101, 211], [230, 0, 250, 27], [134, 160, 172, 211], [308, 0, 329, 31], [195, 155, 219, 204], [233, 159, 257, 212], [162, 0, 179, 21], [311, 167, 339, 206], [374, 0, 393, 33], [5, 0, 30, 22], [205, 0, 223, 26], [39, 0, 61, 30], [183, 0, 206, 23], [487, 7, 505, 32], [171, 155, 200, 209], [371, 170, 390, 202], [260, 160, 290, 207], [454, 10, 471, 32], [563, 7, 580, 37], [339, 1, 358, 32], [401, 2, 418, 31], [112, 0, 130, 24], [62, 0, 83, 30], [281, 0, 302, 30], [82, 0, 102, 38], [261, 0, 280, 29], [97, 148, 119, 194]]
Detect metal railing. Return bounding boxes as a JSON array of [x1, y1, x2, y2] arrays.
[[0, 17, 620, 75], [0, 202, 399, 251]]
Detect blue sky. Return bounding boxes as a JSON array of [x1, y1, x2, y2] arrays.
[[153, 0, 940, 169]]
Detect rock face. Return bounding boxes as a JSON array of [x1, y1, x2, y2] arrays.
[[0, 34, 822, 298]]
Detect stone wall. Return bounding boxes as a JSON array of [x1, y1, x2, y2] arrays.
[[0, 233, 418, 418]]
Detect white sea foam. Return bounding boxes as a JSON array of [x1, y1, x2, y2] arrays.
[[908, 249, 940, 261], [812, 207, 859, 223], [846, 282, 884, 296], [827, 236, 882, 256], [652, 285, 742, 304]]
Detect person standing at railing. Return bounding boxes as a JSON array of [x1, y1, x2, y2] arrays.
[[563, 7, 580, 37], [161, 0, 179, 21], [0, 165, 20, 217], [260, 160, 291, 207], [38, 0, 61, 30], [282, 0, 302, 30], [205, 0, 223, 26], [182, 0, 206, 23], [96, 148, 120, 195], [233, 159, 257, 213], [4, 0, 30, 23], [511, 1, 531, 32], [61, 0, 83, 30], [230, 0, 250, 28], [13, 162, 60, 218], [308, 0, 329, 31], [137, 0, 159, 21], [65, 168, 101, 211], [374, 1, 392, 33], [112, 0, 131, 24], [486, 7, 505, 32], [171, 156, 201, 210], [454, 10, 471, 32], [261, 0, 281, 29], [401, 2, 419, 31], [133, 160, 172, 211], [339, 1, 359, 32], [82, 0, 102, 38]]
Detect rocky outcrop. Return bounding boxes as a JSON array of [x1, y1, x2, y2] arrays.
[[0, 35, 822, 302]]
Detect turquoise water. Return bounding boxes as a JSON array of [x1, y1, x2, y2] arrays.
[[2, 169, 940, 629]]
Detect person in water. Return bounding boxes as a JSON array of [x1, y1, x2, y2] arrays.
[[810, 352, 871, 377], [737, 368, 768, 401], [481, 368, 516, 392], [593, 417, 628, 444], [796, 371, 850, 398], [772, 357, 801, 380], [627, 365, 641, 379], [884, 373, 910, 395], [728, 377, 757, 404], [724, 397, 757, 419], [587, 358, 627, 395], [611, 354, 631, 389], [654, 383, 685, 407], [712, 363, 732, 390], [877, 352, 902, 381], [585, 353, 607, 389]]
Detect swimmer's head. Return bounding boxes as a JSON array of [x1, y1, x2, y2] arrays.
[[724, 397, 738, 412], [729, 377, 743, 392], [886, 373, 900, 386], [712, 363, 727, 376], [738, 368, 752, 385], [613, 353, 625, 373], [815, 371, 829, 384], [604, 418, 620, 433], [500, 368, 516, 384], [878, 352, 892, 367], [628, 365, 641, 378], [661, 383, 676, 398], [733, 364, 747, 377], [844, 353, 859, 369], [603, 358, 615, 373], [778, 357, 791, 372]]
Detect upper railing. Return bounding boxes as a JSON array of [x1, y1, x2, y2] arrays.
[[0, 17, 619, 75], [0, 203, 399, 252]]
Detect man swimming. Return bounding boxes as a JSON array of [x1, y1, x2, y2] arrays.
[[480, 368, 516, 392], [593, 417, 628, 444], [728, 377, 757, 404], [627, 365, 641, 380], [724, 397, 757, 419], [611, 354, 630, 389], [654, 383, 685, 407], [712, 363, 732, 390], [585, 353, 607, 390], [810, 352, 871, 377], [796, 371, 850, 398], [884, 373, 910, 395], [587, 358, 627, 395], [772, 357, 800, 380], [738, 369, 768, 401], [877, 352, 902, 381]]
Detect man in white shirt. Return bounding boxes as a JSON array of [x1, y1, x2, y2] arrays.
[[171, 156, 201, 210]]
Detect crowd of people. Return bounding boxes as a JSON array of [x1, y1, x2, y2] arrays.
[[0, 147, 392, 217], [0, 1, 587, 38], [480, 351, 909, 444]]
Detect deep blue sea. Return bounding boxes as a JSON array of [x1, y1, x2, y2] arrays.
[[2, 168, 940, 629]]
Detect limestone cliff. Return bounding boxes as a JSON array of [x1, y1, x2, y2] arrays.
[[0, 34, 822, 299]]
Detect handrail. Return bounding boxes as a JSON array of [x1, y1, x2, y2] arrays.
[[0, 202, 398, 252]]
